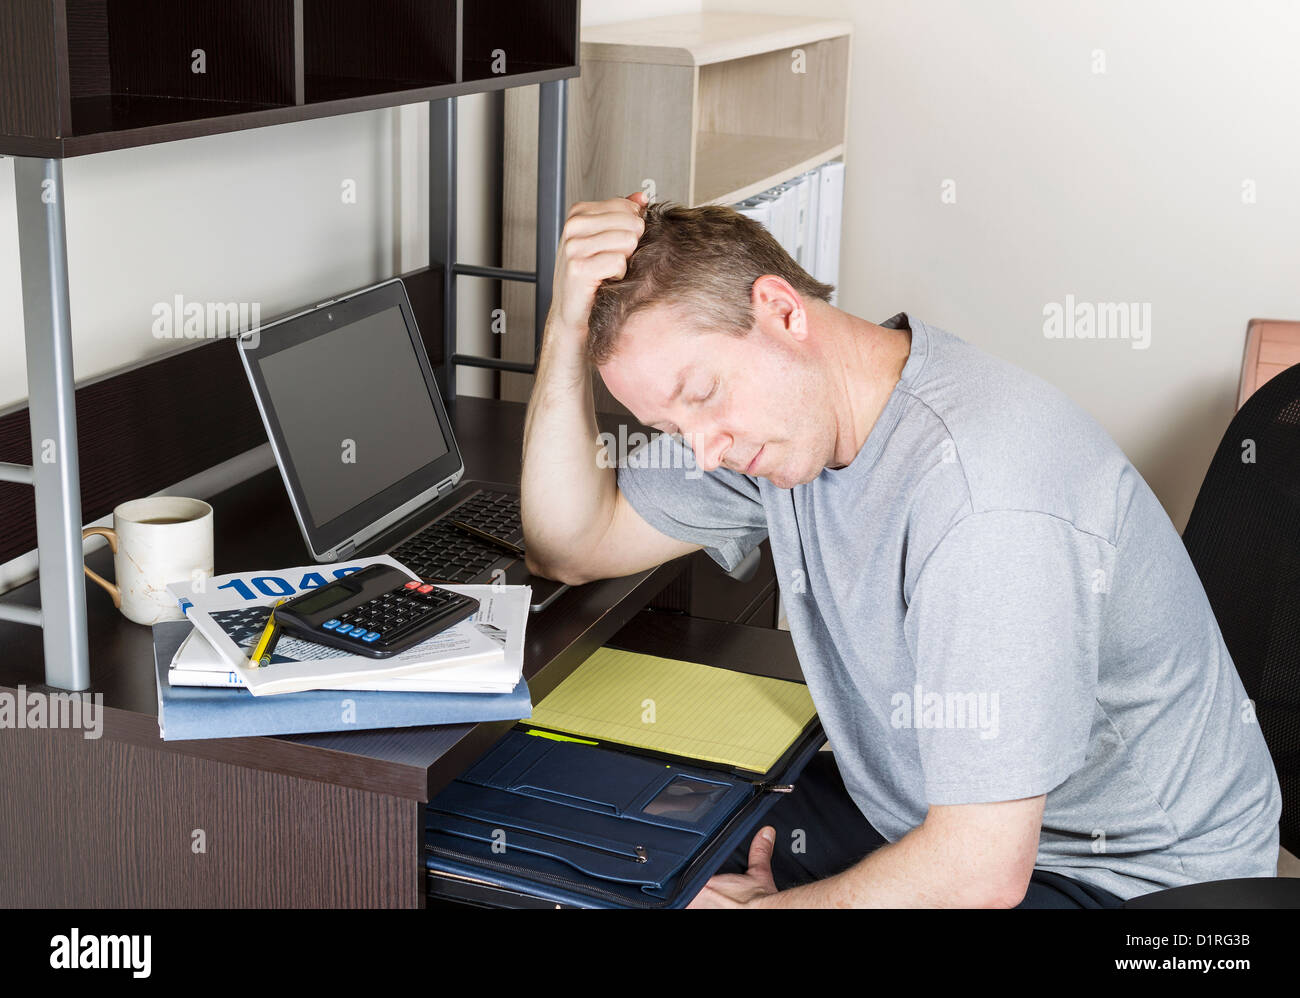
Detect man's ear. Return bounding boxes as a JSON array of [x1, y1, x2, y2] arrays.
[[752, 274, 807, 342]]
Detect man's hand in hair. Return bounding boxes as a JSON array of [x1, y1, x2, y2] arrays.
[[547, 191, 648, 340]]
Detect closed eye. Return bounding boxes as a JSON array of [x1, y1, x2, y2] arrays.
[[696, 379, 718, 404]]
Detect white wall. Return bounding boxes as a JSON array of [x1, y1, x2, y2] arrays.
[[706, 0, 1300, 530]]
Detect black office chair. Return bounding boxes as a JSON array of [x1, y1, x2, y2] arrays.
[[1125, 362, 1300, 908]]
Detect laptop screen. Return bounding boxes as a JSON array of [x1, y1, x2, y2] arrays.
[[258, 305, 449, 526], [239, 279, 463, 559]]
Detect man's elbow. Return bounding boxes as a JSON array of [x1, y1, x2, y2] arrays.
[[988, 877, 1030, 909], [961, 870, 1032, 909], [934, 850, 1033, 908], [524, 551, 593, 587]]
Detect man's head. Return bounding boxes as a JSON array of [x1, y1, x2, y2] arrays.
[[589, 199, 838, 489]]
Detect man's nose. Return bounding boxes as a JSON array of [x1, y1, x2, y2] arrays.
[[690, 428, 731, 472]]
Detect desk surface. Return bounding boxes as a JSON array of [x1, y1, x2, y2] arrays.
[[0, 397, 802, 803]]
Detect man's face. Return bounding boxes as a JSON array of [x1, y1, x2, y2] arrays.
[[596, 299, 836, 489]]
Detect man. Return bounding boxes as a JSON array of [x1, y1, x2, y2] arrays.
[[519, 191, 1282, 908]]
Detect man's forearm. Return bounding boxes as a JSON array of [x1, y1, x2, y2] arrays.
[[751, 822, 1024, 909], [520, 319, 616, 579]]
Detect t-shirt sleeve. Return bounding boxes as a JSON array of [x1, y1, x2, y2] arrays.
[[902, 509, 1114, 805], [615, 432, 768, 573]]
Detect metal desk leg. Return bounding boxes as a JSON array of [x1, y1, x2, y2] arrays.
[[13, 157, 90, 691], [430, 97, 457, 404]]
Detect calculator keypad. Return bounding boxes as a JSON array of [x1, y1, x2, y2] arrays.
[[326, 582, 468, 645]]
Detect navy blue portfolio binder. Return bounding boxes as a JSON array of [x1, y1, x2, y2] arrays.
[[424, 716, 825, 908]]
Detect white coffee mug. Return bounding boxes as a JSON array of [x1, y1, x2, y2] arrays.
[[82, 496, 214, 625]]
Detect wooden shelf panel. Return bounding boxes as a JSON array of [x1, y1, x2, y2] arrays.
[[1, 0, 580, 157], [68, 0, 299, 106], [302, 0, 457, 103], [303, 74, 447, 105], [582, 12, 853, 67], [697, 36, 851, 150], [693, 133, 844, 206], [69, 93, 291, 136], [1, 64, 580, 158], [462, 0, 578, 82], [0, 3, 60, 138], [462, 58, 575, 83]]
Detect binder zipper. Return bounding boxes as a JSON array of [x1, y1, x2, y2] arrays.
[[425, 779, 795, 909], [427, 807, 649, 863], [426, 843, 664, 907]]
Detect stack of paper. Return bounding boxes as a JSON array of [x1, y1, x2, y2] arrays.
[[151, 555, 535, 740], [152, 621, 532, 741], [165, 555, 528, 696]]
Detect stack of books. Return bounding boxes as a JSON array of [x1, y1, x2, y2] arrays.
[[152, 555, 532, 741]]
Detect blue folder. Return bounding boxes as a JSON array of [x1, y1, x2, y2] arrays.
[[152, 620, 532, 741], [424, 720, 825, 908]]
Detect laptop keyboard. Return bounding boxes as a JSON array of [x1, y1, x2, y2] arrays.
[[391, 489, 523, 583], [446, 490, 525, 550]]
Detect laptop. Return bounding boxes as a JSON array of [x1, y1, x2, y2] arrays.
[[236, 277, 568, 612]]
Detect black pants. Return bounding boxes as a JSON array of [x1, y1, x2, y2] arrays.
[[717, 752, 1125, 908]]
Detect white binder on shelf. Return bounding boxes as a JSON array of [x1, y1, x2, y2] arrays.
[[731, 161, 842, 303], [783, 172, 813, 272], [733, 196, 774, 233], [774, 183, 800, 257], [795, 168, 821, 276], [750, 184, 797, 258], [816, 160, 845, 304]]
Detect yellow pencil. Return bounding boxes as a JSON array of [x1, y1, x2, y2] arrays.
[[250, 598, 288, 667]]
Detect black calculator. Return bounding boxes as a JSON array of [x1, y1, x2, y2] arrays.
[[274, 564, 480, 659]]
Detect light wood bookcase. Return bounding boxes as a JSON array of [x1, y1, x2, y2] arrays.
[[499, 12, 853, 410]]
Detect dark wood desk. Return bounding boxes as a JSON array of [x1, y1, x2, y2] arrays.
[[0, 397, 677, 906]]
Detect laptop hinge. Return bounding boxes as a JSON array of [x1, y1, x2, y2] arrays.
[[336, 539, 357, 560], [436, 474, 459, 497]]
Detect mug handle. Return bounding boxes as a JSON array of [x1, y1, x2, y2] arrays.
[[82, 526, 121, 609]]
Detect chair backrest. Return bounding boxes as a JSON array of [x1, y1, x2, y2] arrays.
[[1183, 361, 1300, 854], [1238, 318, 1300, 410]]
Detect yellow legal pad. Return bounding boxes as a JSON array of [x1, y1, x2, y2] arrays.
[[528, 647, 818, 775]]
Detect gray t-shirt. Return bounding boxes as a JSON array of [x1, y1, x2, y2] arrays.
[[616, 313, 1282, 901]]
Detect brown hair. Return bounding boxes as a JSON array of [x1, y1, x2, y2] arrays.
[[585, 199, 836, 366]]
